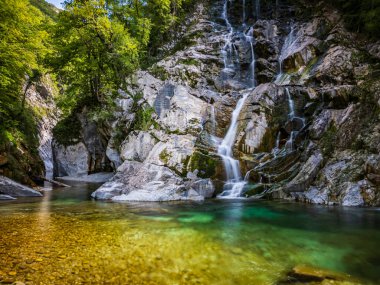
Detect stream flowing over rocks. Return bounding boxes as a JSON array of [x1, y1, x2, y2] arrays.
[[55, 0, 379, 205]]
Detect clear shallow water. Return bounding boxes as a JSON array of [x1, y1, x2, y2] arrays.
[[0, 184, 379, 284]]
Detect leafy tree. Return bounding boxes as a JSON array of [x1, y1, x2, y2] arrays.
[[0, 0, 49, 141], [50, 0, 141, 120], [29, 0, 60, 21]]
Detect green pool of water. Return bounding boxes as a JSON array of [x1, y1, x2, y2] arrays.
[[0, 184, 379, 284]]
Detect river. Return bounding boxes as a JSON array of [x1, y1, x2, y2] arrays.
[[0, 183, 379, 284]]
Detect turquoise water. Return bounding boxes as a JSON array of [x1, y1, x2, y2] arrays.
[[0, 184, 379, 284]]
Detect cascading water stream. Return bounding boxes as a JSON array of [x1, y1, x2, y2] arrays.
[[218, 0, 257, 198], [275, 24, 296, 83], [245, 27, 256, 86], [284, 87, 305, 151], [217, 93, 250, 198], [243, 0, 246, 25], [210, 105, 217, 135], [222, 0, 234, 71], [255, 0, 260, 20]]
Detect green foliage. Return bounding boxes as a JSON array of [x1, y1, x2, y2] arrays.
[[177, 58, 199, 66], [159, 149, 171, 164], [333, 0, 380, 38], [52, 112, 82, 146], [133, 105, 158, 131], [29, 0, 60, 21], [149, 65, 169, 81], [49, 1, 140, 117], [0, 0, 51, 176]]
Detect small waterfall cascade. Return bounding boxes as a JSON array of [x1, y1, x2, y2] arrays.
[[217, 92, 250, 198], [275, 24, 297, 83], [218, 0, 257, 198], [284, 87, 305, 151], [221, 0, 238, 73], [245, 27, 256, 87], [210, 105, 217, 136], [255, 0, 260, 20]]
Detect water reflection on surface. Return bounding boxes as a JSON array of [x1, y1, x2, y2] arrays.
[[0, 184, 379, 284]]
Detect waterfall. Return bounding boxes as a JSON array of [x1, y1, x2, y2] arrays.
[[245, 27, 256, 86], [242, 0, 246, 25], [210, 105, 216, 135], [217, 93, 250, 198], [286, 87, 295, 119], [255, 0, 260, 20], [284, 88, 305, 152], [222, 0, 234, 71], [217, 0, 257, 198], [275, 24, 296, 83]]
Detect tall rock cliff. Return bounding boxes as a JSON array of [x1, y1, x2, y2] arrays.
[[87, 0, 379, 205]]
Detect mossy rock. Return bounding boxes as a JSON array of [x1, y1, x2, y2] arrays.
[[149, 65, 169, 81], [159, 149, 171, 165], [243, 183, 266, 197], [187, 151, 217, 178], [320, 124, 338, 157]]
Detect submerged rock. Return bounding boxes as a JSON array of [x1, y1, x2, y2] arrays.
[[279, 265, 360, 284]]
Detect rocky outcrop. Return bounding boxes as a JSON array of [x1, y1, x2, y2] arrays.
[[52, 107, 114, 179], [87, 0, 380, 205], [227, 2, 379, 206], [0, 75, 59, 186], [0, 175, 42, 198], [92, 162, 213, 201], [53, 142, 89, 177], [25, 77, 60, 179]]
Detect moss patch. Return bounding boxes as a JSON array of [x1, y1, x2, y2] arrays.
[[149, 65, 169, 81], [159, 149, 171, 165], [187, 151, 217, 178], [320, 124, 338, 158]]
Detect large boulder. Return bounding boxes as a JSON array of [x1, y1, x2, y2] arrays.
[[92, 161, 211, 201], [0, 175, 42, 198]]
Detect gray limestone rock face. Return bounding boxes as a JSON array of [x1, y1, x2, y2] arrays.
[[314, 46, 356, 85], [24, 75, 59, 180], [0, 176, 42, 197], [53, 142, 89, 177], [292, 187, 329, 205], [120, 131, 158, 162], [340, 181, 366, 207]]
